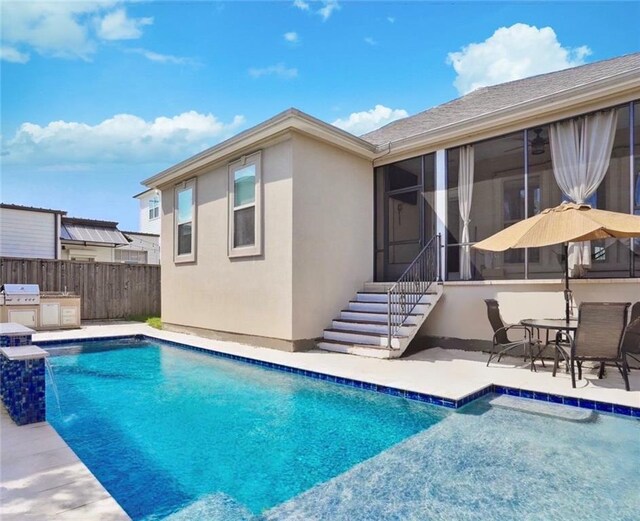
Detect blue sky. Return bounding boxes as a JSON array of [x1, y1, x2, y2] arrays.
[[1, 1, 639, 230]]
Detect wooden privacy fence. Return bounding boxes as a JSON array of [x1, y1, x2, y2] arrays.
[[1, 258, 161, 320]]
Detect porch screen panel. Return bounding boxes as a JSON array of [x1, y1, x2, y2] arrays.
[[446, 132, 525, 281], [549, 109, 620, 276], [634, 102, 640, 275], [527, 125, 564, 278]]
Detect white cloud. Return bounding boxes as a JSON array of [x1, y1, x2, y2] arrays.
[[447, 23, 592, 95], [332, 105, 409, 136], [293, 0, 310, 11], [284, 31, 299, 44], [248, 63, 298, 79], [126, 48, 198, 65], [1, 45, 30, 63], [364, 37, 377, 46], [293, 0, 340, 21], [96, 8, 153, 41], [0, 2, 152, 62], [318, 1, 340, 21], [3, 111, 246, 165]]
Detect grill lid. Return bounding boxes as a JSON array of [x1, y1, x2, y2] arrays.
[[1, 284, 41, 295]]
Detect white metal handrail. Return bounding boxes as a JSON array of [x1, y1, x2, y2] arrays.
[[387, 233, 442, 349]]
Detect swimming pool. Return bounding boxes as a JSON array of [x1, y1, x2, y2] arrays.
[[45, 337, 640, 520]]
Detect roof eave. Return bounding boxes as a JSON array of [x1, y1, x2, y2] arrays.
[[372, 68, 640, 160], [142, 108, 376, 188]]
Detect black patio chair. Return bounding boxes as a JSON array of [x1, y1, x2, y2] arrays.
[[622, 301, 640, 370], [484, 299, 538, 370], [554, 302, 631, 391]]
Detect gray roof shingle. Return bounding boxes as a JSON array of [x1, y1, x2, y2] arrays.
[[362, 53, 640, 146]]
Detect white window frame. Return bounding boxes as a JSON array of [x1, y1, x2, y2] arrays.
[[148, 196, 160, 221], [228, 151, 262, 258], [174, 178, 196, 263]]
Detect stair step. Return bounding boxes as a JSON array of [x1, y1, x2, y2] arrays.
[[331, 319, 414, 335], [348, 301, 431, 313], [323, 328, 405, 348], [340, 310, 423, 325], [316, 340, 395, 359], [318, 338, 390, 350], [362, 282, 442, 291], [355, 292, 435, 303], [341, 309, 424, 317], [335, 318, 411, 326]]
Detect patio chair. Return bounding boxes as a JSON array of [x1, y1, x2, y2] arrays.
[[622, 301, 640, 370], [554, 302, 631, 391], [484, 299, 538, 370]]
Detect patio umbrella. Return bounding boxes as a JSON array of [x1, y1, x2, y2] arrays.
[[473, 202, 640, 321]]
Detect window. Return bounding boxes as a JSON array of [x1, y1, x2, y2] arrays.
[[148, 196, 160, 220], [174, 179, 196, 262], [228, 151, 262, 257], [115, 249, 148, 264]]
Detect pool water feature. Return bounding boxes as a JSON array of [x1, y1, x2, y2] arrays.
[[45, 338, 448, 520]]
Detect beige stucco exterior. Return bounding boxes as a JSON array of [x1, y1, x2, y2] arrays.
[[146, 65, 639, 353], [158, 130, 373, 347], [420, 279, 640, 344], [160, 137, 295, 342], [291, 133, 373, 340]]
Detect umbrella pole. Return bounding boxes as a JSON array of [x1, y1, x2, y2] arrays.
[[564, 242, 571, 322]]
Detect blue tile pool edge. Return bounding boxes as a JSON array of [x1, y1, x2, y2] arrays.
[[37, 334, 640, 418]]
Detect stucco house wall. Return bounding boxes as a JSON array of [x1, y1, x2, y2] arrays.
[[419, 279, 640, 348], [159, 137, 295, 344], [291, 133, 373, 342]]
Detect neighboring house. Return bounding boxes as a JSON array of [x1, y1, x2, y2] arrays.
[[0, 204, 64, 259], [141, 53, 640, 355], [134, 189, 162, 235], [60, 216, 130, 262], [119, 231, 161, 265], [0, 204, 160, 265]]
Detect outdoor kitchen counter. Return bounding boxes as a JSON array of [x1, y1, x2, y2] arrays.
[[0, 294, 81, 330]]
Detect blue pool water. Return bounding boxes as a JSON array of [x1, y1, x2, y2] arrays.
[[45, 339, 447, 519], [45, 338, 640, 520]]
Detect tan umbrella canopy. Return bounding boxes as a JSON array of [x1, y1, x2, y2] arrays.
[[473, 202, 640, 320], [473, 203, 640, 251]]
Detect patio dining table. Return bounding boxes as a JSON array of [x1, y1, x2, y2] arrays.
[[520, 318, 578, 371]]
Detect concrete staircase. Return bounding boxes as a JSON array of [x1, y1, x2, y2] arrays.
[[317, 282, 443, 359]]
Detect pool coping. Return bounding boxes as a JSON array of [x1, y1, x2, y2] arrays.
[[40, 334, 640, 419]]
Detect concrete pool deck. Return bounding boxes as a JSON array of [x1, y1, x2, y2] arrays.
[[36, 322, 640, 408], [0, 407, 130, 520], [2, 321, 638, 520]]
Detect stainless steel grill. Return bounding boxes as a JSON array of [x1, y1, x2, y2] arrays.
[[0, 284, 41, 305]]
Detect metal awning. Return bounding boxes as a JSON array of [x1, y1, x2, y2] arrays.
[[60, 217, 129, 246]]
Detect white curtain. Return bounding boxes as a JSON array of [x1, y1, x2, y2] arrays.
[[458, 145, 474, 280], [549, 109, 618, 276]]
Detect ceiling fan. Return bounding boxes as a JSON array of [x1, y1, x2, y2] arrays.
[[505, 128, 549, 155]]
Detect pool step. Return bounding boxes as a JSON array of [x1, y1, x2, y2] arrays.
[[318, 285, 443, 359], [489, 395, 597, 422]]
